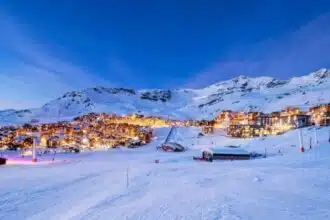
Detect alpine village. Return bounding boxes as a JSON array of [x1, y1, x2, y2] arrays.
[[0, 103, 330, 154]]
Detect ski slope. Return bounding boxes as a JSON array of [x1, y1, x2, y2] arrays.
[[1, 127, 330, 220]]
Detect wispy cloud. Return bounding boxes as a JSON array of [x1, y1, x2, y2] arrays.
[[0, 12, 113, 109], [185, 12, 330, 88]]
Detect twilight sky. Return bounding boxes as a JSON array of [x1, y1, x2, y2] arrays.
[[0, 1, 330, 109]]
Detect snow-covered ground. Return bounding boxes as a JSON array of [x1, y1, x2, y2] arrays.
[[1, 127, 330, 220]]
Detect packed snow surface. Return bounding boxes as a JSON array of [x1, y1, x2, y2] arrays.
[[1, 127, 330, 220]]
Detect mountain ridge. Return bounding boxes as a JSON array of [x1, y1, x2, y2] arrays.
[[1, 68, 330, 125]]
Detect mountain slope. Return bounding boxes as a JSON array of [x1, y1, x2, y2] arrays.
[[1, 68, 330, 125]]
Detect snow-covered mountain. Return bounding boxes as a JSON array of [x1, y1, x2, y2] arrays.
[[1, 68, 330, 125]]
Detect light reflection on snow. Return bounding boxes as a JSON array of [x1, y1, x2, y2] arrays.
[[5, 157, 64, 165]]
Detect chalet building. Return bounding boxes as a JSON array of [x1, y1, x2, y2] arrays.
[[202, 126, 214, 135], [183, 119, 214, 127], [215, 110, 233, 128], [279, 115, 311, 128], [231, 112, 247, 125], [281, 107, 301, 116], [246, 112, 263, 125], [227, 124, 264, 138], [281, 107, 308, 123], [46, 136, 61, 148], [216, 110, 233, 121], [215, 110, 263, 128], [218, 108, 312, 138], [256, 113, 278, 126], [296, 115, 312, 127], [278, 107, 310, 127], [256, 109, 310, 128], [310, 103, 330, 126]]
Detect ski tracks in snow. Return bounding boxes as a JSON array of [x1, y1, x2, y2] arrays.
[[0, 168, 115, 220], [73, 169, 154, 220]]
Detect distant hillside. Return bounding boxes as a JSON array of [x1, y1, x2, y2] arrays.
[[1, 68, 330, 125]]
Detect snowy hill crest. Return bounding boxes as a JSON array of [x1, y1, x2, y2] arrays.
[[1, 68, 330, 125]]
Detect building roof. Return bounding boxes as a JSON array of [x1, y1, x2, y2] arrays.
[[163, 142, 184, 150], [202, 147, 250, 155]]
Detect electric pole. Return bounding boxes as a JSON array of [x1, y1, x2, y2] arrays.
[[126, 166, 129, 188], [298, 128, 304, 152], [32, 136, 37, 162], [314, 125, 318, 146]]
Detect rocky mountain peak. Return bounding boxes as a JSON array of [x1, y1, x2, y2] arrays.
[[85, 87, 136, 95], [309, 68, 330, 80], [232, 75, 248, 83], [140, 90, 172, 102], [1, 68, 330, 125]]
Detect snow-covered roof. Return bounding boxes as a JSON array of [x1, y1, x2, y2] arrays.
[[163, 142, 184, 150], [15, 135, 29, 141], [201, 147, 250, 155]]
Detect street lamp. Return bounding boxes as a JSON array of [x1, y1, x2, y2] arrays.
[[82, 137, 89, 148], [26, 131, 38, 162], [314, 124, 319, 146], [298, 128, 305, 152], [31, 135, 37, 162], [293, 121, 305, 153]]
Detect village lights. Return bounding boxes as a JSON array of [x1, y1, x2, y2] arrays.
[[0, 113, 159, 150], [1, 103, 330, 148], [82, 137, 89, 144], [223, 104, 330, 138]]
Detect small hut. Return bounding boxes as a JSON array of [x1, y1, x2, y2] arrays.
[[195, 147, 251, 162], [161, 142, 185, 152], [159, 126, 185, 152]]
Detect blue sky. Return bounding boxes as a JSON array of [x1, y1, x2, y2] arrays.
[[1, 1, 330, 109]]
